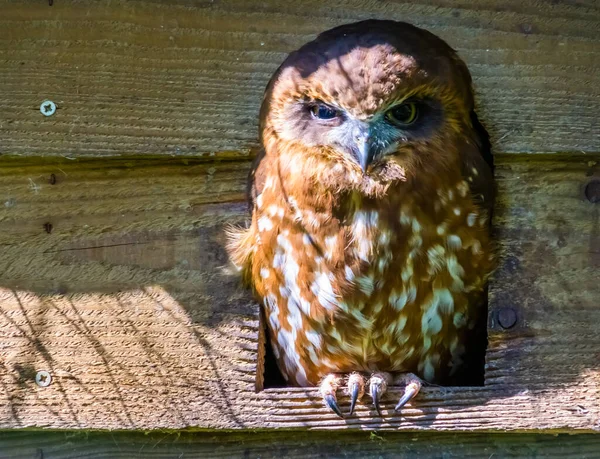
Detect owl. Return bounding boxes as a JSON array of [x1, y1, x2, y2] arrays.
[[228, 20, 495, 417]]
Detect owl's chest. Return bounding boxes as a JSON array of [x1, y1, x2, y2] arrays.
[[254, 187, 491, 383], [260, 187, 489, 311], [339, 193, 487, 284]]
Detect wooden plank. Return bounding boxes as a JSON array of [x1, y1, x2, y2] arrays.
[[487, 156, 600, 392], [0, 0, 599, 158], [0, 156, 258, 430], [1, 430, 600, 459], [0, 154, 599, 431]]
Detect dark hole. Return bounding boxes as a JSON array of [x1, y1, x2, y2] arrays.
[[262, 320, 286, 389], [584, 179, 600, 203], [450, 291, 488, 387]]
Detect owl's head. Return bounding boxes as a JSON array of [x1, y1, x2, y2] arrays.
[[260, 20, 478, 195]]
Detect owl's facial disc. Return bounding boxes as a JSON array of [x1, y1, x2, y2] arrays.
[[280, 95, 443, 178], [309, 99, 434, 173]]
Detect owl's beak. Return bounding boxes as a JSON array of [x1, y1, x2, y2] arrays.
[[353, 125, 374, 172], [356, 138, 373, 172]]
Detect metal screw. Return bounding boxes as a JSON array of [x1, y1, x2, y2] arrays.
[[40, 100, 56, 117], [35, 370, 52, 387], [497, 308, 518, 329]]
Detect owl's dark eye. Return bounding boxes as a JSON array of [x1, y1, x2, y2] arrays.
[[309, 103, 339, 120], [385, 102, 419, 126]]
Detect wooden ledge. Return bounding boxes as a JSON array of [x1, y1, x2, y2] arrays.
[[2, 430, 600, 458], [0, 154, 599, 431]]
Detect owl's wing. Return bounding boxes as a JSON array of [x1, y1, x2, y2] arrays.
[[451, 110, 495, 387], [461, 110, 495, 218], [247, 147, 267, 212], [225, 145, 269, 278]]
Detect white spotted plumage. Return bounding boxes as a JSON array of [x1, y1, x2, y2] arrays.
[[227, 20, 495, 397]]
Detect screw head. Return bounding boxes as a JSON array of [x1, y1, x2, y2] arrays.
[[40, 100, 56, 116], [497, 308, 518, 329], [35, 370, 52, 387]]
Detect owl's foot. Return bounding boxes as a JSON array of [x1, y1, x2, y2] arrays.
[[319, 373, 344, 417], [347, 372, 365, 415], [320, 372, 365, 417], [369, 372, 391, 416], [393, 372, 422, 412], [319, 372, 422, 417], [369, 372, 422, 416]]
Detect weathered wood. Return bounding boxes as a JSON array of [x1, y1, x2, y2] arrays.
[[0, 0, 599, 158], [0, 154, 598, 431], [1, 430, 600, 459], [0, 156, 257, 430], [487, 157, 600, 393]]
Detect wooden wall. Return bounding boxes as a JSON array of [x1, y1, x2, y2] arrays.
[[0, 0, 599, 454], [1, 0, 598, 157]]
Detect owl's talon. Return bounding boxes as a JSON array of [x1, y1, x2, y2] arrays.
[[324, 393, 344, 418], [369, 372, 391, 417], [394, 373, 423, 412], [370, 382, 382, 416], [347, 372, 365, 415], [320, 374, 344, 418]]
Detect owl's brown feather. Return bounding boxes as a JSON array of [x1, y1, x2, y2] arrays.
[[228, 20, 495, 389]]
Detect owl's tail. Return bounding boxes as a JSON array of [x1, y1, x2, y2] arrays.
[[225, 223, 255, 284]]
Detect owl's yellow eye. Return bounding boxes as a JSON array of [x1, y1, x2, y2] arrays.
[[385, 102, 418, 126]]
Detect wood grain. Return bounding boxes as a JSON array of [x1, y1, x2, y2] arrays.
[[0, 0, 599, 159], [487, 156, 600, 390], [1, 430, 600, 459], [0, 154, 599, 431]]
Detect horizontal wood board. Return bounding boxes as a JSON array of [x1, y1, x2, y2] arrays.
[[0, 154, 599, 431], [1, 430, 600, 459], [0, 0, 599, 158]]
